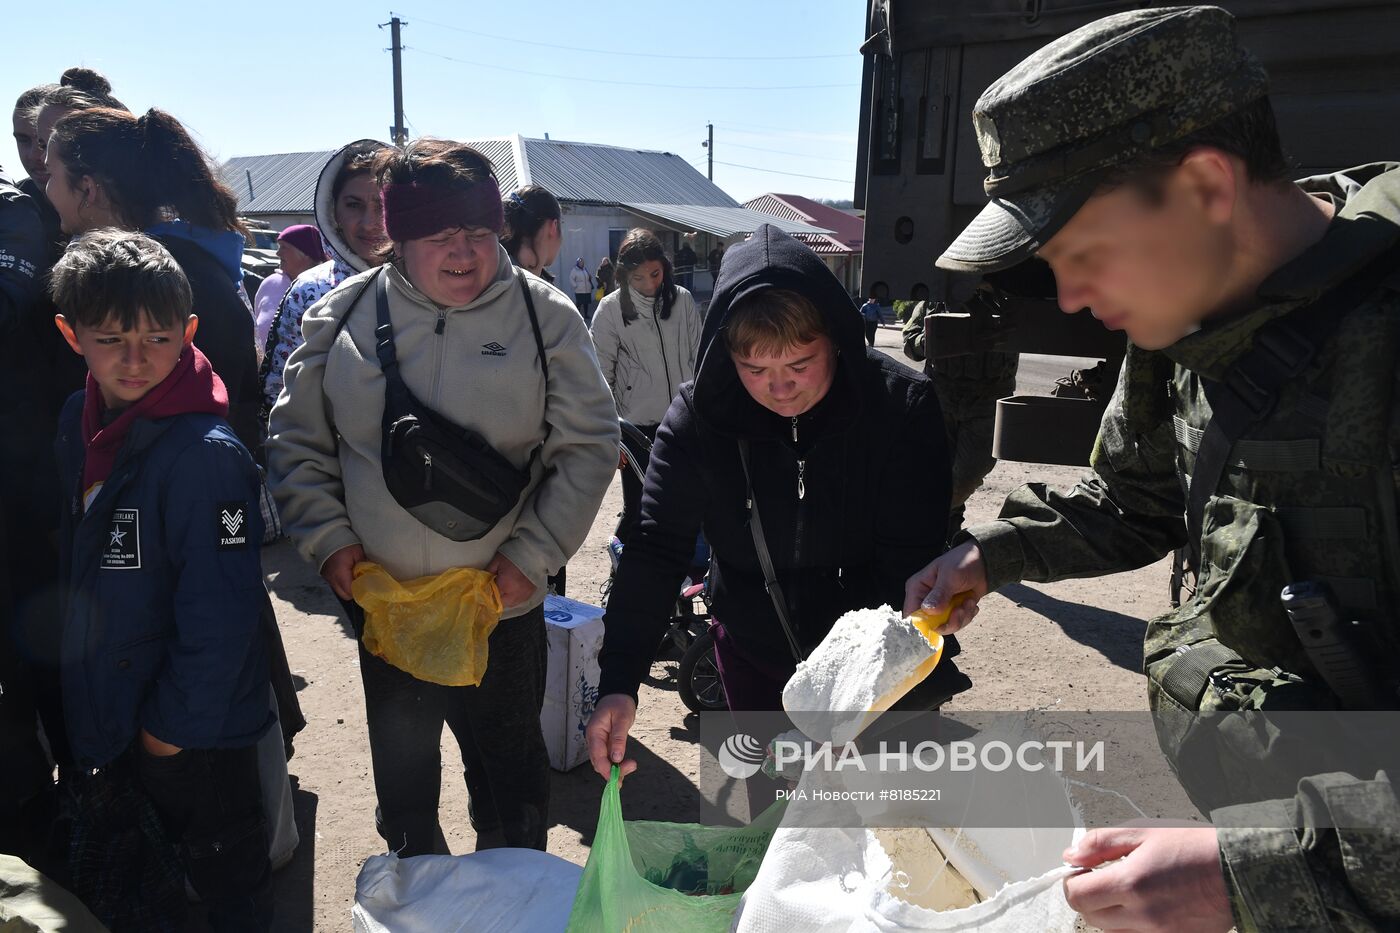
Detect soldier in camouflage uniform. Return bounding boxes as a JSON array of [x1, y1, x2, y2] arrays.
[[904, 6, 1400, 931], [902, 298, 1018, 545]]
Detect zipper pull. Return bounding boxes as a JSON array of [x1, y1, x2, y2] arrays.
[[435, 314, 446, 335], [796, 459, 806, 500], [791, 416, 798, 443], [423, 451, 433, 489]]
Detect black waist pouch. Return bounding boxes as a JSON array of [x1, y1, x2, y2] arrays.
[[355, 268, 549, 541]]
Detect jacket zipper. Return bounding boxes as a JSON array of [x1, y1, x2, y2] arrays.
[[792, 417, 805, 500], [791, 450, 809, 634], [651, 308, 675, 401], [792, 491, 807, 566]]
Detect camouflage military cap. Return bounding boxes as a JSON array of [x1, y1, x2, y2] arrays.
[[939, 5, 1270, 274]]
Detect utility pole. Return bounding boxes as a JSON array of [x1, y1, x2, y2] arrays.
[[706, 122, 714, 180], [381, 15, 408, 146]]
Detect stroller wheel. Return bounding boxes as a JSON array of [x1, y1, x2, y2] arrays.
[[678, 628, 727, 713]]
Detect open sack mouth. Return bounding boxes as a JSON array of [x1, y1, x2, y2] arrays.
[[445, 268, 473, 277]]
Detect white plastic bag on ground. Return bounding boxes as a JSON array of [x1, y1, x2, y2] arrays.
[[351, 849, 582, 933], [0, 854, 106, 932]]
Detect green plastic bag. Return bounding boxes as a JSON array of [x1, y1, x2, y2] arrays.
[[566, 767, 785, 932]]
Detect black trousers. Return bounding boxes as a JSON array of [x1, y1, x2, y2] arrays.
[[864, 320, 878, 346], [345, 599, 551, 856], [137, 744, 272, 932], [616, 423, 660, 546]]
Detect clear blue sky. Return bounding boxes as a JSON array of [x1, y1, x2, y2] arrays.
[[6, 0, 866, 203]]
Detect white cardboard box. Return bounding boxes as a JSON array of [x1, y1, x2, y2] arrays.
[[540, 595, 606, 771]]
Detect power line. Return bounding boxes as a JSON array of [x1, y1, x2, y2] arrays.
[[395, 11, 855, 61], [713, 160, 852, 183], [715, 119, 859, 141], [406, 47, 858, 91], [722, 140, 856, 163]]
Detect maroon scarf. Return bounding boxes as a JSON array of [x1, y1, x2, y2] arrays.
[[81, 346, 229, 498]]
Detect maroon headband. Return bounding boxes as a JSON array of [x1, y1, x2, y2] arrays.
[[382, 180, 504, 242]]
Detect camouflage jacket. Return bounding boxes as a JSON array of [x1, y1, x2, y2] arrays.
[[900, 299, 1019, 382], [964, 163, 1400, 931]]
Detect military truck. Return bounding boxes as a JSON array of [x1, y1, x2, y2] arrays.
[[856, 0, 1400, 466]]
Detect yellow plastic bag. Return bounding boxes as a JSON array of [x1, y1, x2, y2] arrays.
[[351, 562, 503, 686]]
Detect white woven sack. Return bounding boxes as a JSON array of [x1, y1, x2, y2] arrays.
[[351, 849, 582, 933], [733, 764, 1081, 933]]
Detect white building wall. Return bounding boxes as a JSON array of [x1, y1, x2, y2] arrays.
[[547, 203, 632, 287]]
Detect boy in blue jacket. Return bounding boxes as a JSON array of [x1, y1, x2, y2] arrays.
[[50, 229, 272, 931]]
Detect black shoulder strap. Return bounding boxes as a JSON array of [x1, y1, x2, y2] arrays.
[[360, 267, 548, 384], [331, 267, 383, 343], [517, 271, 550, 384], [738, 439, 806, 664], [1186, 245, 1400, 570], [368, 267, 550, 464], [370, 267, 417, 412]]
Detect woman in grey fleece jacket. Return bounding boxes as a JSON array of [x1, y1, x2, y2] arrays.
[[267, 140, 618, 855], [589, 228, 702, 543]]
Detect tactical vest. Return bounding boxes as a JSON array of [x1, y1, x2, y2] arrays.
[[1139, 278, 1400, 812], [930, 349, 1019, 383]]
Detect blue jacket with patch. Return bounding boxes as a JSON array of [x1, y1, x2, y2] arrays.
[[56, 393, 271, 768]]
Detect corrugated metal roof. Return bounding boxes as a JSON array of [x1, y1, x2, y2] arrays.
[[220, 151, 329, 215], [744, 193, 864, 251], [522, 138, 737, 207], [793, 233, 856, 255], [222, 137, 815, 227], [623, 203, 833, 239], [469, 138, 522, 191]]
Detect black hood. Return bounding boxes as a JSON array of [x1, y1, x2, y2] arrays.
[[693, 225, 867, 437]]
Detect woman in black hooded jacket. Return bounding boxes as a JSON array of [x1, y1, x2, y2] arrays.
[[587, 225, 967, 778]]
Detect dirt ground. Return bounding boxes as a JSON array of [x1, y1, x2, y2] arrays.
[[262, 325, 1184, 931]]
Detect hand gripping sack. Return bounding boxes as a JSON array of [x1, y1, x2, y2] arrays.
[[351, 562, 502, 686], [566, 767, 785, 933]]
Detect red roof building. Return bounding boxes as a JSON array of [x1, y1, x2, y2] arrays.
[[743, 193, 865, 295]]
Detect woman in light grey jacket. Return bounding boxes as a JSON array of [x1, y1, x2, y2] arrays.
[[267, 139, 618, 856], [589, 228, 702, 543]]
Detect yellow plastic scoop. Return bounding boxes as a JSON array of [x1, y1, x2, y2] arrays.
[[783, 595, 969, 745]]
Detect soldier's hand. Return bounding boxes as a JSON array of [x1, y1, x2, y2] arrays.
[[903, 541, 988, 634], [1062, 823, 1233, 933], [586, 693, 639, 781]]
